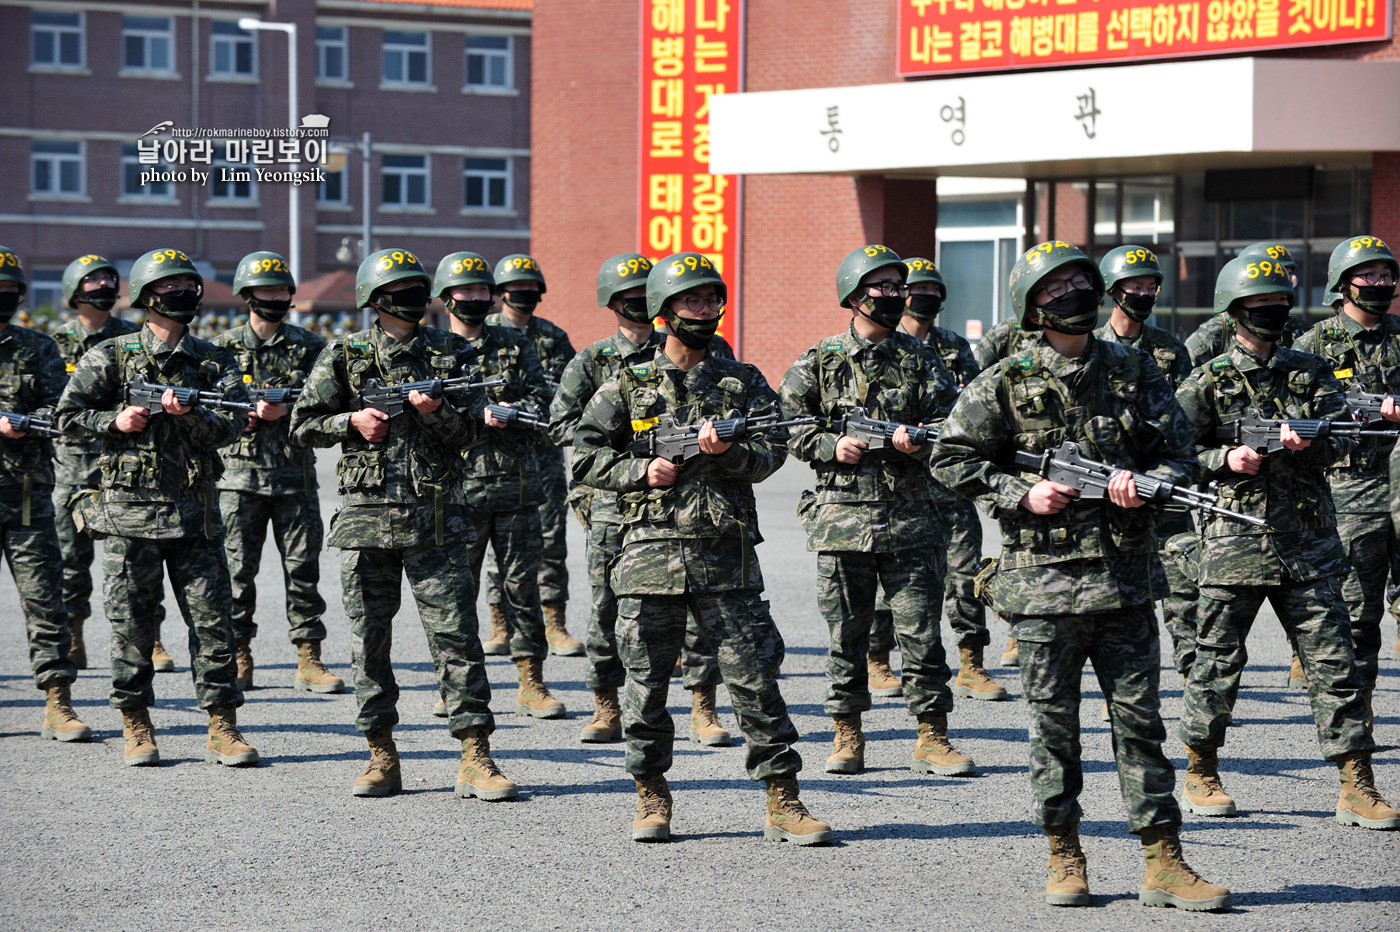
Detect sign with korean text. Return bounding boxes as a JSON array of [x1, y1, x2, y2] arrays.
[[640, 0, 743, 346], [897, 0, 1392, 76]]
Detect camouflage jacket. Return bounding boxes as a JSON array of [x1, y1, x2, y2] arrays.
[[1174, 342, 1352, 585], [463, 324, 550, 509], [486, 311, 575, 448], [1293, 312, 1400, 514], [900, 321, 980, 389], [50, 314, 142, 485], [288, 323, 484, 549], [780, 323, 958, 552], [572, 346, 785, 595], [1184, 310, 1307, 369], [53, 325, 247, 539], [1094, 319, 1193, 390], [931, 334, 1197, 615], [973, 319, 1037, 371], [0, 324, 66, 490], [211, 321, 325, 496]]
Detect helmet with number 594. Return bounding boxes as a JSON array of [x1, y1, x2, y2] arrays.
[[62, 254, 117, 307], [1009, 241, 1104, 330], [356, 248, 429, 307], [1213, 253, 1294, 313], [836, 244, 906, 308], [646, 252, 726, 320]]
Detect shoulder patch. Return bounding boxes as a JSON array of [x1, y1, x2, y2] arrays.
[[629, 365, 651, 379], [1210, 358, 1231, 371], [123, 341, 142, 351], [823, 342, 843, 352], [599, 346, 615, 356], [1014, 357, 1034, 370], [350, 339, 371, 350]]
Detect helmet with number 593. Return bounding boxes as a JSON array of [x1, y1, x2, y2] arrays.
[[646, 252, 726, 320], [129, 248, 201, 307], [356, 248, 429, 307], [1009, 241, 1103, 330], [597, 253, 654, 307]]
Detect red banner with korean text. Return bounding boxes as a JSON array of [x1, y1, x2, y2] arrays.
[[898, 0, 1391, 76], [639, 0, 743, 347]]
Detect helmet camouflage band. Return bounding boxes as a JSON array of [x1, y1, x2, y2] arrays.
[[493, 254, 547, 293], [433, 251, 495, 299], [646, 252, 726, 320], [1240, 241, 1298, 273], [129, 248, 201, 307], [1099, 245, 1163, 293], [1213, 253, 1295, 314], [62, 253, 117, 307], [355, 248, 429, 307], [233, 251, 296, 297], [903, 257, 945, 292], [837, 244, 905, 307], [1325, 235, 1398, 296], [597, 253, 654, 307], [0, 246, 27, 295], [1009, 241, 1104, 330]]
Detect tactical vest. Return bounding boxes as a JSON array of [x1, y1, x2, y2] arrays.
[[0, 328, 58, 520], [1309, 314, 1400, 476], [463, 326, 537, 505], [219, 326, 316, 489]]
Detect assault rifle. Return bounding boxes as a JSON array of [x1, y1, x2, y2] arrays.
[[486, 403, 548, 431], [351, 376, 505, 419], [1009, 441, 1266, 527], [831, 407, 934, 449], [0, 410, 61, 438], [627, 412, 820, 464], [1214, 408, 1400, 454], [248, 386, 302, 406], [1344, 389, 1400, 427], [124, 378, 251, 416]]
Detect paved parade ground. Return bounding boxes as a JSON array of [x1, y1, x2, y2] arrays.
[[0, 456, 1395, 931]]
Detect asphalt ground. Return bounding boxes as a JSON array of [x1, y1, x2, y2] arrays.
[[1, 454, 1397, 931]]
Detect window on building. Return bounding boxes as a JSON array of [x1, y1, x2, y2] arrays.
[[382, 31, 429, 85], [463, 157, 510, 209], [382, 154, 428, 206], [317, 26, 347, 80], [29, 270, 63, 314], [123, 15, 174, 73], [122, 143, 174, 199], [319, 168, 347, 205], [211, 21, 256, 76], [465, 35, 510, 88], [32, 140, 84, 196], [210, 158, 255, 202], [32, 10, 83, 68]]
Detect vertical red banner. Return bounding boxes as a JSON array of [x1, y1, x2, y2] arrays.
[[639, 0, 743, 349]]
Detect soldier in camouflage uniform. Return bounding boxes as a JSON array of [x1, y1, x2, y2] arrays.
[[932, 240, 1230, 910], [1173, 253, 1397, 830], [54, 248, 256, 767], [484, 254, 581, 657], [572, 252, 831, 846], [1183, 241, 1308, 369], [781, 245, 975, 780], [50, 253, 149, 671], [0, 246, 90, 744], [289, 248, 516, 802], [212, 251, 341, 695], [433, 250, 566, 721]]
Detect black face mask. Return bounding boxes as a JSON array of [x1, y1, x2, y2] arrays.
[[147, 288, 202, 324], [1037, 288, 1100, 335], [0, 292, 20, 324], [906, 293, 943, 322], [446, 298, 494, 327], [665, 310, 722, 350], [1232, 302, 1292, 343], [375, 284, 430, 324], [502, 291, 541, 314], [857, 295, 906, 330], [617, 296, 651, 323], [1348, 283, 1396, 317], [246, 296, 293, 322], [1114, 290, 1157, 323], [80, 286, 118, 313]]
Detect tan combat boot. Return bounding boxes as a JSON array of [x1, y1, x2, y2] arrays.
[[68, 617, 88, 670], [205, 705, 259, 766], [41, 684, 92, 742], [689, 685, 732, 746], [234, 637, 254, 690], [913, 712, 976, 776], [632, 774, 672, 842], [515, 657, 566, 719], [1000, 636, 1020, 668], [542, 601, 584, 657], [867, 652, 903, 698], [1288, 650, 1307, 689], [580, 688, 622, 743], [825, 712, 865, 774], [1138, 825, 1234, 911], [1182, 745, 1237, 816], [151, 639, 175, 673], [121, 708, 159, 766], [294, 640, 345, 694], [482, 604, 509, 656], [432, 697, 449, 718], [454, 726, 519, 801], [353, 726, 401, 797], [954, 646, 1008, 701], [763, 774, 834, 845], [673, 655, 683, 678], [1044, 824, 1090, 906], [1335, 755, 1400, 830]]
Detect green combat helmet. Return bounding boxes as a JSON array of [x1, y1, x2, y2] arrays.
[[1325, 235, 1398, 314], [903, 257, 945, 291], [355, 248, 429, 307], [62, 254, 118, 307], [1240, 241, 1299, 273], [494, 254, 547, 293], [836, 244, 905, 307], [0, 246, 27, 295], [597, 253, 654, 306], [646, 252, 726, 319], [129, 248, 201, 307], [432, 251, 495, 298], [1100, 245, 1163, 292], [233, 251, 297, 296], [1009, 241, 1103, 331], [1214, 253, 1295, 314]]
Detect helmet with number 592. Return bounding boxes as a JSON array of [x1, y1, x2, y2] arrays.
[[1325, 235, 1398, 295], [493, 253, 547, 293], [356, 248, 429, 307], [1099, 245, 1163, 293], [233, 251, 296, 297], [646, 252, 726, 320]]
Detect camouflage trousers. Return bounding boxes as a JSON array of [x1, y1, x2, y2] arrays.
[[586, 520, 720, 691], [820, 548, 954, 718], [342, 545, 493, 737], [1182, 577, 1374, 760], [54, 484, 94, 622], [1337, 511, 1392, 691], [871, 497, 987, 654], [0, 486, 75, 689], [1011, 603, 1180, 834], [617, 589, 801, 780], [489, 445, 569, 607], [218, 490, 327, 644], [104, 534, 240, 711], [467, 503, 547, 661], [1156, 510, 1200, 677]]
